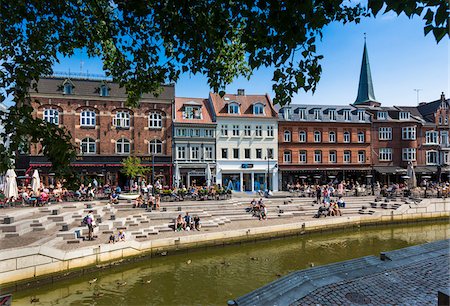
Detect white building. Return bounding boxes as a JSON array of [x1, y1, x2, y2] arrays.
[[173, 97, 216, 186], [208, 90, 279, 192]]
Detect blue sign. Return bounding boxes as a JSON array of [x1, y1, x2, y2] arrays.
[[241, 164, 254, 169]]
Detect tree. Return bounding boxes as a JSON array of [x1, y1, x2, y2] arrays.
[[121, 156, 149, 190], [0, 0, 447, 175]]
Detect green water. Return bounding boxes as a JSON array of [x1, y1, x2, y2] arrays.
[[11, 221, 450, 306]]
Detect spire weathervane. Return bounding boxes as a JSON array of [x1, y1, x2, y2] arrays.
[[353, 34, 378, 105]]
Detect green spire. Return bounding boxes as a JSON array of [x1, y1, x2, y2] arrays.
[[354, 37, 377, 105]]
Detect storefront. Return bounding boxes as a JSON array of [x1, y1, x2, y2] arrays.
[[176, 163, 216, 187], [216, 161, 279, 192]]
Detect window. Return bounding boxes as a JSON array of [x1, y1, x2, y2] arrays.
[[233, 148, 239, 159], [329, 151, 337, 163], [425, 131, 438, 144], [183, 106, 202, 119], [358, 110, 365, 121], [441, 131, 449, 146], [267, 148, 273, 159], [221, 125, 228, 136], [253, 103, 264, 115], [343, 110, 351, 121], [343, 131, 351, 143], [426, 151, 438, 165], [299, 151, 307, 163], [190, 146, 200, 159], [329, 131, 336, 143], [299, 109, 306, 120], [228, 103, 240, 114], [284, 130, 291, 142], [314, 131, 321, 143], [256, 148, 262, 159], [358, 151, 365, 163], [81, 138, 96, 154], [177, 146, 186, 159], [204, 129, 214, 138], [284, 108, 293, 120], [314, 109, 322, 120], [343, 150, 351, 163], [149, 139, 163, 154], [149, 112, 162, 128], [204, 146, 213, 159], [402, 126, 416, 140], [314, 150, 322, 163], [244, 148, 251, 159], [243, 125, 251, 136], [80, 110, 96, 127], [439, 116, 442, 125], [113, 111, 130, 128], [267, 125, 274, 137], [357, 131, 365, 143], [116, 138, 130, 154], [329, 110, 336, 121], [100, 85, 109, 97], [379, 127, 392, 140], [43, 108, 59, 125], [191, 129, 200, 137], [63, 83, 73, 95], [283, 151, 292, 163], [221, 148, 228, 159], [379, 148, 392, 161], [299, 130, 307, 142], [399, 112, 410, 120], [444, 152, 450, 165], [402, 148, 416, 161], [232, 125, 240, 136], [255, 125, 262, 137], [377, 111, 387, 120]]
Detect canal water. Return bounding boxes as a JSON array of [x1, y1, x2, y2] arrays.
[[12, 221, 450, 305]]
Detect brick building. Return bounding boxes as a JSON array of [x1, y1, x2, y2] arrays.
[[18, 76, 174, 187]]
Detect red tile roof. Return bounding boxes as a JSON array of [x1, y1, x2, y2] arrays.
[[208, 92, 277, 118], [174, 97, 214, 124]]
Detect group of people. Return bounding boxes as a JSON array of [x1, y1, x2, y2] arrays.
[[132, 194, 161, 210], [17, 181, 66, 206], [175, 212, 201, 231], [248, 198, 268, 220], [313, 199, 345, 218], [108, 230, 126, 244]]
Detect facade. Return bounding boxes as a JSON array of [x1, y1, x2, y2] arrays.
[[18, 77, 174, 187], [173, 97, 216, 187], [278, 105, 372, 189], [208, 90, 279, 192]]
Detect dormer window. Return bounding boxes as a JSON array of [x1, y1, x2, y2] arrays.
[[63, 82, 73, 95], [100, 85, 109, 97], [284, 107, 292, 120], [183, 106, 202, 119], [299, 109, 306, 120], [377, 111, 387, 120], [314, 109, 321, 120], [343, 110, 351, 121], [253, 103, 264, 115], [399, 112, 410, 120], [329, 110, 336, 121], [228, 102, 240, 114], [358, 110, 365, 121]]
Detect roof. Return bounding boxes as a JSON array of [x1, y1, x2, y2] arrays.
[[174, 97, 214, 124], [31, 77, 175, 101], [354, 40, 378, 105], [279, 104, 371, 123], [208, 92, 277, 119]]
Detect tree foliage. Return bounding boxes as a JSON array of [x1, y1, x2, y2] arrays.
[[121, 156, 149, 181], [0, 0, 447, 176]]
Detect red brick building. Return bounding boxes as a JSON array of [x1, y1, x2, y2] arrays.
[[18, 76, 174, 187]]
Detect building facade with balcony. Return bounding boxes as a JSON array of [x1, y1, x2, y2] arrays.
[[278, 104, 372, 189], [173, 97, 216, 187], [208, 90, 279, 192], [18, 77, 174, 187]]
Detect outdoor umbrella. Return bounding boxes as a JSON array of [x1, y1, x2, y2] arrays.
[[32, 169, 40, 194], [4, 169, 18, 200], [174, 162, 181, 188], [206, 164, 212, 187], [406, 162, 417, 188]]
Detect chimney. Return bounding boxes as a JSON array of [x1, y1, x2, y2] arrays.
[[441, 92, 445, 102], [237, 89, 245, 96]]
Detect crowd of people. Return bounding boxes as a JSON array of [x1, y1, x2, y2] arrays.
[[175, 212, 201, 231]]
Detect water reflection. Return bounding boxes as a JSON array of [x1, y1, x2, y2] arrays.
[[13, 222, 450, 306]]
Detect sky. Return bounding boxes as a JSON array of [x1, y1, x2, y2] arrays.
[[52, 11, 449, 107]]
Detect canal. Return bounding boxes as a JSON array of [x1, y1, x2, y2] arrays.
[[12, 221, 450, 305]]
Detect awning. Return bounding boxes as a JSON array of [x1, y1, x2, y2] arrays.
[[414, 166, 438, 174], [373, 166, 406, 174]]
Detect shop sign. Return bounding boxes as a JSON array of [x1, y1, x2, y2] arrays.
[[241, 164, 254, 169]]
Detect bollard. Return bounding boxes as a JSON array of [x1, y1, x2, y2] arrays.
[[162, 207, 167, 212], [52, 209, 59, 215], [61, 224, 69, 231], [96, 217, 102, 224], [110, 214, 116, 220], [177, 206, 182, 211]]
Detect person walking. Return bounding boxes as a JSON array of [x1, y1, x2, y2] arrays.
[[83, 210, 96, 241]]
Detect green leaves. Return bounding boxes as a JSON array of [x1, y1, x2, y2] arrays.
[[121, 156, 149, 180]]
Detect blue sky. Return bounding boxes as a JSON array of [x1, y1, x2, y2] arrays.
[[53, 12, 448, 107]]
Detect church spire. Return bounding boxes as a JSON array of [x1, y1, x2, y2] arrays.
[[354, 35, 377, 105]]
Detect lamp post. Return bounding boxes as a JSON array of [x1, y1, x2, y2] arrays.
[[265, 151, 272, 192]]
